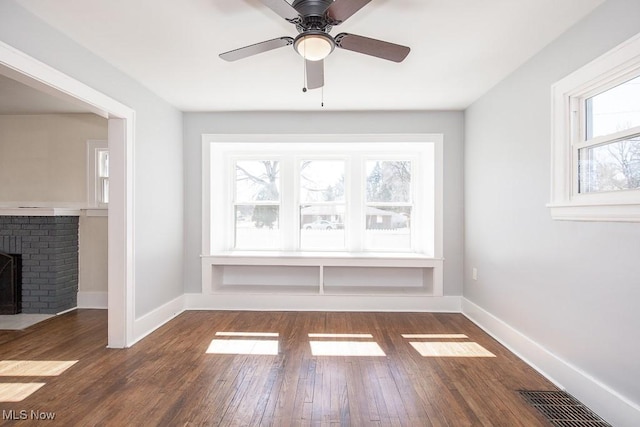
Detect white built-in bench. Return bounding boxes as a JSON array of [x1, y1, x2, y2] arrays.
[[201, 252, 443, 296]]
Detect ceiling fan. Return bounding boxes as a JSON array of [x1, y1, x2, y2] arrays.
[[219, 0, 410, 90]]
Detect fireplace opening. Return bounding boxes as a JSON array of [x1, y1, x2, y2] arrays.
[[0, 252, 22, 315]]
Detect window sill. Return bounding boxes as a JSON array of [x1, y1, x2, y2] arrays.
[[547, 202, 640, 222], [204, 251, 440, 263]]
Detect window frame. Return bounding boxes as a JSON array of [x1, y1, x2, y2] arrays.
[[549, 32, 640, 222], [86, 139, 109, 209], [363, 158, 416, 251], [232, 157, 282, 250], [202, 134, 443, 258]]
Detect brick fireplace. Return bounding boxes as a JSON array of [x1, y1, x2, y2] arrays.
[[0, 214, 79, 314]]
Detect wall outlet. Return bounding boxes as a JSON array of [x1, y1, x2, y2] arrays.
[[472, 267, 478, 281]]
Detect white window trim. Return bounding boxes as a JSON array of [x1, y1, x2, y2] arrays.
[[549, 32, 640, 222], [202, 134, 443, 258], [86, 139, 109, 210]]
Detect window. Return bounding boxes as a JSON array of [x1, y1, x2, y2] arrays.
[[87, 140, 109, 208], [234, 160, 281, 249], [550, 32, 640, 221], [579, 75, 640, 193], [365, 160, 413, 250], [203, 135, 442, 256], [299, 160, 346, 250]]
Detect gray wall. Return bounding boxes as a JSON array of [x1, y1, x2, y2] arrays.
[[183, 111, 464, 296], [0, 2, 184, 317], [465, 0, 640, 413]]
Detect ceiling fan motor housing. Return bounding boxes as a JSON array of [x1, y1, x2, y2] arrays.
[[292, 0, 333, 17], [292, 0, 335, 32]]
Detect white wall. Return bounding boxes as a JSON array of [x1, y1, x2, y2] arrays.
[[0, 114, 106, 203], [464, 0, 640, 424], [183, 111, 464, 296], [0, 1, 184, 319]]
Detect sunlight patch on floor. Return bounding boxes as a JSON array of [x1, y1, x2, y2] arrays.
[[409, 342, 496, 358], [206, 339, 279, 355], [309, 341, 386, 357], [0, 360, 78, 377], [308, 333, 373, 339], [401, 334, 468, 339], [215, 332, 279, 337], [0, 383, 45, 402]]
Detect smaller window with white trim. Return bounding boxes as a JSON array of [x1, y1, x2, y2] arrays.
[[87, 140, 109, 208], [549, 32, 640, 221]]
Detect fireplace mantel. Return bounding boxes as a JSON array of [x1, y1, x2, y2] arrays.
[[0, 207, 82, 217]]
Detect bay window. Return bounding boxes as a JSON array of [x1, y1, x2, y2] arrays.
[[203, 134, 442, 257]]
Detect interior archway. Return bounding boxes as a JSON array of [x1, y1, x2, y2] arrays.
[[0, 41, 135, 347]]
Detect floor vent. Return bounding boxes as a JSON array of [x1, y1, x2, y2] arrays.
[[519, 390, 611, 427]]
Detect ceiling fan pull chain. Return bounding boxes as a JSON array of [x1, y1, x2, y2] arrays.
[[302, 47, 308, 92], [321, 86, 324, 107]]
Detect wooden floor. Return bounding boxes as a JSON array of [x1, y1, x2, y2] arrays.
[[0, 310, 556, 426]]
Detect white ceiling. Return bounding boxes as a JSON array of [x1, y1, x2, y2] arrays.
[[13, 0, 606, 112]]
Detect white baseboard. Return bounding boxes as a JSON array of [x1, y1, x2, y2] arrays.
[[131, 294, 185, 346], [185, 293, 461, 312], [56, 306, 78, 315], [461, 298, 640, 427], [77, 291, 108, 309]]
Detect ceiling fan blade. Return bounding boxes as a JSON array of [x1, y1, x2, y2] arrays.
[[219, 37, 294, 62], [306, 59, 324, 90], [335, 33, 410, 63], [326, 0, 371, 24], [260, 0, 300, 21]]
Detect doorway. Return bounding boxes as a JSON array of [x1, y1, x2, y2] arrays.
[[0, 41, 134, 347]]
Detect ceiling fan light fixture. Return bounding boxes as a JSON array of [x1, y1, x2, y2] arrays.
[[294, 32, 335, 61]]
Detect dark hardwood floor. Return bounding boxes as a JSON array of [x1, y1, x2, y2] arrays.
[[0, 310, 555, 426]]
